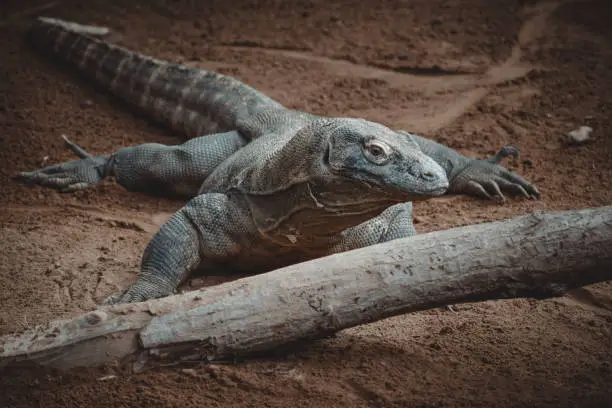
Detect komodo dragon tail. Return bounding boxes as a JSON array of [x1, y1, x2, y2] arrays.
[[27, 17, 285, 139]]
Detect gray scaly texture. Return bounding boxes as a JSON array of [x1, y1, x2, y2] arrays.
[[17, 18, 540, 304], [27, 17, 285, 139]]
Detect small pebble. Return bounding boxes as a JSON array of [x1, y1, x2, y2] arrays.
[[566, 126, 593, 145], [180, 368, 198, 377]]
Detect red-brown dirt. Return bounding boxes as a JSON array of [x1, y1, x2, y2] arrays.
[[1, 0, 611, 407]]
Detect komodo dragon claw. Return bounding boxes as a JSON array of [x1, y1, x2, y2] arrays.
[[450, 145, 540, 202], [14, 136, 112, 193]]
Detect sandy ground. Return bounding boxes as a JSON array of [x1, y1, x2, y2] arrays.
[[1, 0, 612, 407]]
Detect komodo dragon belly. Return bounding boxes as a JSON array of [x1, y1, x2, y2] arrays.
[[193, 242, 333, 277]]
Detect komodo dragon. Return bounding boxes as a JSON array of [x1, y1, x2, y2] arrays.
[[16, 17, 540, 305]]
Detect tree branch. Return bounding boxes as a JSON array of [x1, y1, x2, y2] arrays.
[[1, 205, 611, 372]]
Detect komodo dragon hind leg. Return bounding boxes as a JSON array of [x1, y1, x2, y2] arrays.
[[487, 146, 520, 164], [331, 202, 417, 253], [61, 134, 93, 159], [17, 131, 248, 197]]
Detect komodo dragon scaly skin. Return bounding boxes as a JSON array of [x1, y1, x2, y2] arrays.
[[16, 18, 540, 305]]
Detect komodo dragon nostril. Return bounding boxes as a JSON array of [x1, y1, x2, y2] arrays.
[[422, 171, 436, 180]]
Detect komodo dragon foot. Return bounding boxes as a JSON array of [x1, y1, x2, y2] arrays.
[[449, 145, 540, 202]]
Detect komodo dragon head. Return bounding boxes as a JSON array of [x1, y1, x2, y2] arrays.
[[320, 118, 449, 200], [239, 117, 449, 241]]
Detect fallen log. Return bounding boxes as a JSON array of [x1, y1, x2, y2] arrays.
[[1, 205, 612, 372]]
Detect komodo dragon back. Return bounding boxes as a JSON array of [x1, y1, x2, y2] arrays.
[[27, 17, 285, 139]]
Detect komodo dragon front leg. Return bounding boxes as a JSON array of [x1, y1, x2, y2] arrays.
[[398, 131, 540, 201], [103, 192, 257, 304]]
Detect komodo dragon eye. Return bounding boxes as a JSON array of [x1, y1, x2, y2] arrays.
[[363, 139, 392, 165]]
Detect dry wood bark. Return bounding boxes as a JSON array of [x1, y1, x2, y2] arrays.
[[1, 205, 611, 372]]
